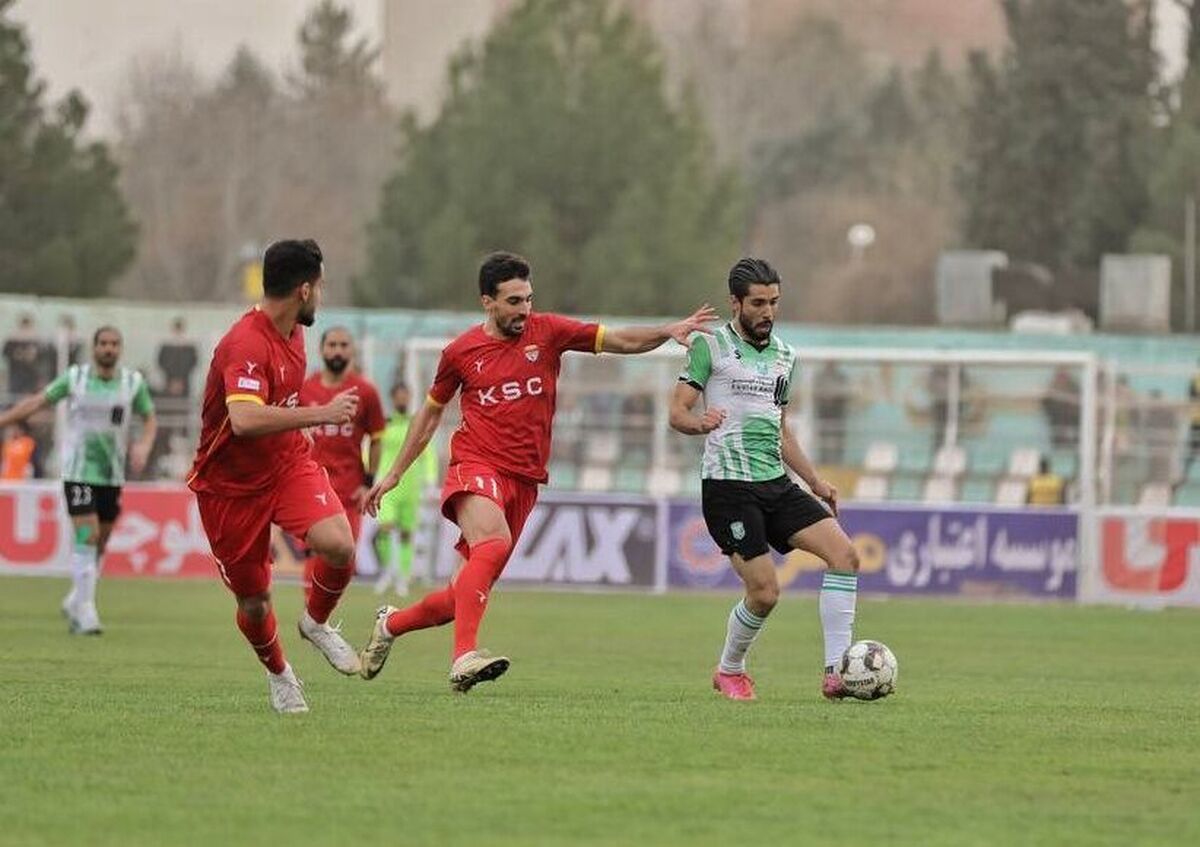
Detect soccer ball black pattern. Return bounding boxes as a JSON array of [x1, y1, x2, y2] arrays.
[[838, 640, 898, 701]]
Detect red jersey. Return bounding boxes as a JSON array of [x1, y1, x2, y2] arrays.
[[188, 307, 311, 497], [300, 370, 386, 505], [428, 312, 603, 484]]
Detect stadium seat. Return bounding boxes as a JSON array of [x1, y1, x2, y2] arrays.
[[853, 474, 888, 501], [1050, 449, 1078, 480], [888, 475, 922, 502], [584, 432, 620, 465], [614, 466, 646, 493], [1007, 447, 1041, 478], [932, 445, 967, 477], [922, 475, 957, 503], [646, 467, 682, 497], [1137, 482, 1172, 508], [959, 476, 994, 503], [549, 461, 578, 490], [1174, 483, 1200, 507], [995, 477, 1029, 506], [579, 466, 613, 492], [863, 441, 899, 474]]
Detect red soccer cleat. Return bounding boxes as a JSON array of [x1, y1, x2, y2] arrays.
[[822, 668, 850, 700], [712, 669, 757, 701]]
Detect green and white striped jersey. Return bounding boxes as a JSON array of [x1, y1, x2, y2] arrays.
[[43, 364, 154, 486], [680, 323, 796, 481]]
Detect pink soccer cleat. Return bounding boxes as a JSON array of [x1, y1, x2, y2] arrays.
[[822, 667, 850, 700], [712, 669, 757, 701]]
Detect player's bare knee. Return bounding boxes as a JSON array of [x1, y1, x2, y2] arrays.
[[324, 536, 356, 567], [746, 581, 779, 614], [832, 545, 860, 574]]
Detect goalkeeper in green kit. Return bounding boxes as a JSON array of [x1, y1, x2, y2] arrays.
[[372, 382, 437, 597], [0, 326, 156, 634]]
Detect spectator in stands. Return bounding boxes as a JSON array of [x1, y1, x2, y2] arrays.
[[54, 314, 83, 368], [1138, 389, 1178, 482], [816, 361, 849, 463], [1188, 361, 1200, 476], [0, 421, 35, 481], [2, 314, 45, 398], [1027, 457, 1065, 506], [156, 317, 200, 398], [1042, 366, 1080, 450], [153, 317, 200, 478]]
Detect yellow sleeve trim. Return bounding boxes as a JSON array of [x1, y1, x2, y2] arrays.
[[225, 394, 266, 406], [425, 393, 445, 408], [594, 324, 606, 354]]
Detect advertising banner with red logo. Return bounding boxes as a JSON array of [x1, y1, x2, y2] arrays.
[[0, 482, 216, 578], [1087, 508, 1200, 607]]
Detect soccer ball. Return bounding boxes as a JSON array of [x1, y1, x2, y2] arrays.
[[838, 640, 898, 701]]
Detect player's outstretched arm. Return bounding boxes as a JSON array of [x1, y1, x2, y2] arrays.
[[669, 382, 725, 436], [227, 387, 359, 438], [600, 304, 719, 354], [0, 392, 50, 429], [780, 406, 838, 515], [365, 399, 445, 516]]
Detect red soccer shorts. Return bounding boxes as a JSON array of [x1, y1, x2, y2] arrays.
[[440, 462, 539, 558], [197, 459, 345, 597]]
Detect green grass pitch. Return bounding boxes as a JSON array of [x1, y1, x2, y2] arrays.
[[1, 576, 1196, 846]]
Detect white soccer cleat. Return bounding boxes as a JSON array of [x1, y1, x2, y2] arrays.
[[298, 614, 362, 676], [69, 601, 103, 636], [358, 606, 397, 681], [449, 649, 510, 693], [267, 664, 309, 714]]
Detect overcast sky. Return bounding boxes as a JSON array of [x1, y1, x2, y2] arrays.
[[9, 0, 1189, 139], [12, 0, 381, 136]]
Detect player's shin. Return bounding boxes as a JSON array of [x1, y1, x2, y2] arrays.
[[718, 598, 767, 674], [67, 524, 101, 633], [450, 537, 511, 660], [306, 556, 354, 624], [383, 585, 455, 635], [236, 607, 286, 674], [820, 571, 858, 669]]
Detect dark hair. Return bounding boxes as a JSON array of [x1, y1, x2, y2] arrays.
[[728, 257, 782, 299], [263, 239, 323, 297], [478, 251, 531, 298], [319, 325, 351, 345], [391, 381, 409, 394], [93, 325, 121, 345]]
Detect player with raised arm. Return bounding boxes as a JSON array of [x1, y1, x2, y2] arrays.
[[0, 326, 156, 635], [669, 257, 860, 702], [188, 239, 363, 714], [359, 251, 717, 692], [299, 326, 386, 600]]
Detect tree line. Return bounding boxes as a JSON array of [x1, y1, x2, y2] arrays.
[[1, 0, 1198, 327]]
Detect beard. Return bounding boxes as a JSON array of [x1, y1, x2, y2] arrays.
[[324, 356, 349, 374], [500, 316, 526, 338], [297, 304, 317, 327], [738, 313, 772, 343], [95, 353, 118, 368]]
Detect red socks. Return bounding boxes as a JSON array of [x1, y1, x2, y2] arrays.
[[236, 608, 286, 674], [380, 537, 512, 659], [385, 586, 456, 636], [451, 537, 511, 660], [306, 556, 353, 624]]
